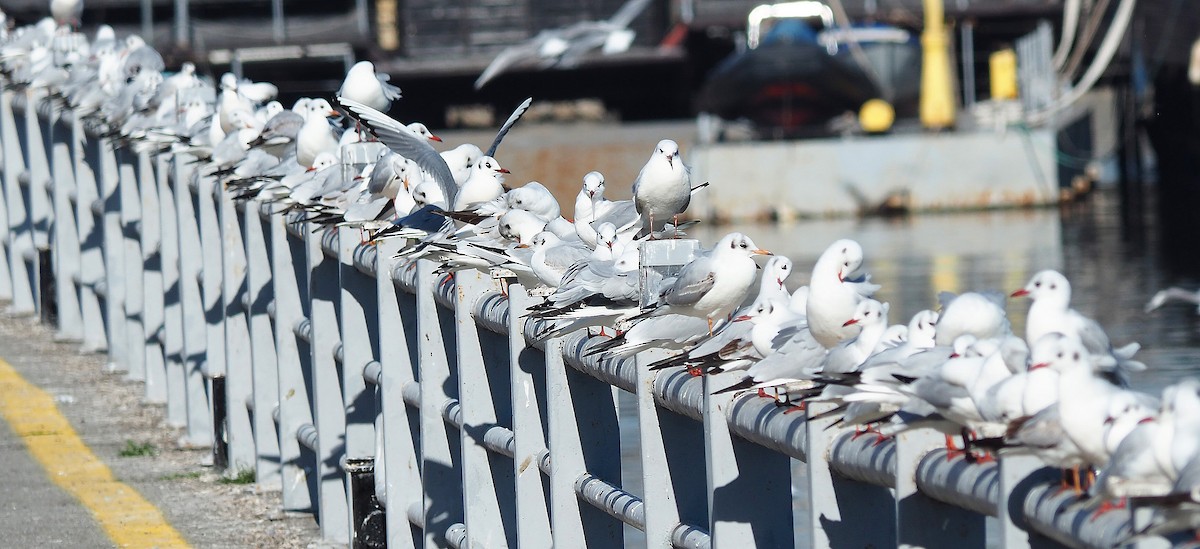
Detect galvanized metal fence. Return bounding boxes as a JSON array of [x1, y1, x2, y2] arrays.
[[0, 86, 1169, 549]]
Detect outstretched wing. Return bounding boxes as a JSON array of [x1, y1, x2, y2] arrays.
[[486, 97, 533, 158], [337, 96, 457, 205]]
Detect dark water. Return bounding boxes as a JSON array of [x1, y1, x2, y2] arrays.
[[615, 190, 1200, 546]]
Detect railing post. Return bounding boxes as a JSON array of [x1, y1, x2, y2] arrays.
[[416, 259, 463, 548], [338, 228, 382, 546], [117, 148, 146, 380], [546, 332, 623, 547], [72, 114, 107, 353], [97, 136, 127, 371], [196, 172, 226, 462], [998, 455, 1057, 548], [245, 199, 281, 487], [306, 222, 349, 542], [138, 150, 167, 404], [156, 152, 185, 426], [704, 371, 794, 546], [174, 156, 212, 448], [49, 109, 83, 340], [377, 243, 420, 549], [894, 427, 986, 548], [0, 91, 13, 303], [271, 213, 314, 511], [2, 90, 36, 316], [454, 269, 515, 547], [218, 183, 256, 473], [24, 90, 52, 319], [635, 240, 707, 547], [805, 402, 896, 548], [505, 284, 552, 548]]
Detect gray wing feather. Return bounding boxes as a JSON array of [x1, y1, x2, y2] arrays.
[[486, 97, 533, 157], [336, 96, 457, 205], [376, 73, 403, 101]]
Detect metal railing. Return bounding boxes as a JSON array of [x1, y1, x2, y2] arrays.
[[0, 82, 1175, 549]]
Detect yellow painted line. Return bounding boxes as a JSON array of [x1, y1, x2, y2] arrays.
[[0, 357, 189, 548]]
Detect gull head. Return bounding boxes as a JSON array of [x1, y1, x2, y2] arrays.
[[765, 256, 792, 290], [308, 152, 339, 172], [735, 299, 777, 322], [582, 171, 606, 199], [220, 72, 238, 91], [715, 232, 772, 258], [842, 298, 886, 328], [412, 181, 447, 209], [499, 210, 546, 244], [1028, 332, 1089, 373], [652, 139, 681, 170], [1012, 269, 1071, 306], [908, 309, 939, 348], [405, 122, 441, 142], [823, 239, 864, 283]]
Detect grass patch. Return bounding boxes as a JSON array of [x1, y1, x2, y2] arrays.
[[160, 471, 203, 481], [118, 440, 157, 457], [218, 468, 255, 485]]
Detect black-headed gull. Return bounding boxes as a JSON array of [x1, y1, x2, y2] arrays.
[[1013, 269, 1145, 385], [806, 239, 879, 348], [338, 60, 402, 113], [632, 139, 691, 238], [586, 232, 771, 356]]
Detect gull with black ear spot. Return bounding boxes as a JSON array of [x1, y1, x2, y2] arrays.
[[633, 139, 692, 238]]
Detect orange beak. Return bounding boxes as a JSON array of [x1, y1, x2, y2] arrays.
[[429, 135, 442, 142], [753, 249, 773, 256]]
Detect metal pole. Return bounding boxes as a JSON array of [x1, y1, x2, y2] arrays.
[[961, 19, 976, 108], [174, 0, 189, 48], [245, 199, 281, 487]]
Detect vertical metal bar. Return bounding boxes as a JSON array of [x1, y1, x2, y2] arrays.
[[505, 284, 552, 547], [156, 153, 186, 426], [97, 136, 126, 371], [271, 0, 286, 44], [245, 199, 280, 487], [416, 260, 463, 548], [72, 115, 107, 353], [196, 173, 226, 455], [355, 0, 369, 36], [24, 91, 52, 267], [894, 427, 986, 548], [454, 270, 515, 548], [306, 223, 349, 542], [377, 245, 420, 549], [174, 156, 212, 448], [141, 0, 153, 45], [338, 229, 379, 542], [546, 333, 623, 547], [961, 19, 976, 108], [704, 370, 794, 546], [139, 150, 167, 404], [636, 348, 708, 547], [635, 240, 707, 547], [271, 213, 314, 511], [998, 455, 1057, 548], [805, 402, 895, 548], [0, 91, 35, 315], [218, 182, 255, 472], [173, 0, 189, 48], [17, 93, 47, 318], [0, 93, 12, 304], [117, 148, 145, 380], [49, 111, 83, 340]]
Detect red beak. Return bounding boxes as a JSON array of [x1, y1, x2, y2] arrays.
[[837, 270, 844, 283], [1028, 362, 1049, 370], [842, 318, 859, 327], [497, 168, 510, 174], [1138, 416, 1155, 424], [429, 135, 442, 142], [732, 315, 752, 322], [306, 166, 316, 172], [1011, 288, 1030, 297]]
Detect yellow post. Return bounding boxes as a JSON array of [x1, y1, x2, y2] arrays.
[[989, 48, 1019, 100], [376, 0, 399, 51], [920, 0, 957, 129]]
